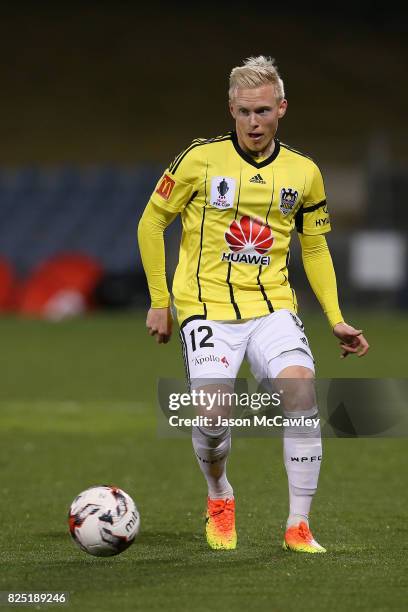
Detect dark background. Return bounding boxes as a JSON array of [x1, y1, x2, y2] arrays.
[[0, 2, 407, 312], [1, 2, 407, 165]]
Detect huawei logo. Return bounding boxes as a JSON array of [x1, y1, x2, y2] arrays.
[[225, 216, 273, 254], [222, 216, 273, 266]]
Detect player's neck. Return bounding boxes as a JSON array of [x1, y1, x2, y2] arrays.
[[238, 136, 275, 160]]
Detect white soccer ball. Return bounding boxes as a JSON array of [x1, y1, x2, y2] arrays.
[[68, 485, 140, 557]]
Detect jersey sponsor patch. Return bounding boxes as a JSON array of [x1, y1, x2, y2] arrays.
[[315, 216, 330, 227], [279, 187, 298, 215], [192, 354, 230, 368], [315, 203, 330, 226], [222, 215, 273, 265], [156, 174, 175, 201], [210, 176, 236, 209]]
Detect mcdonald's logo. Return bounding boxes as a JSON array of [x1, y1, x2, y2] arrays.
[[156, 174, 175, 201]]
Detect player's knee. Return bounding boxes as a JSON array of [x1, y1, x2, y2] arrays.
[[191, 383, 235, 427], [279, 381, 317, 414], [276, 365, 314, 379]]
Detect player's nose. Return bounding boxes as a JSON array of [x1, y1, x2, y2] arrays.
[[249, 113, 259, 127]]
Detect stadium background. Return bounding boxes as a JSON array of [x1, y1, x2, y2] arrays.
[[0, 3, 407, 611]]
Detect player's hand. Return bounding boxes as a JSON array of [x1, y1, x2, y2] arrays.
[[146, 307, 173, 344], [333, 322, 369, 358]]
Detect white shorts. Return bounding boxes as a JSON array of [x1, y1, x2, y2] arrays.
[[179, 309, 314, 386]]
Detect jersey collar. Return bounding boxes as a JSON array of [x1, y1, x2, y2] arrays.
[[231, 131, 280, 168]]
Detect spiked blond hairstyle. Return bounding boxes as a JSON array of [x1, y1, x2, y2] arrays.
[[229, 56, 285, 102]]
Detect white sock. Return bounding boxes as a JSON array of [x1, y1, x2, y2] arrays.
[[192, 426, 233, 499], [283, 407, 322, 527]]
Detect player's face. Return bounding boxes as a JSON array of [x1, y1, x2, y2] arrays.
[[229, 84, 287, 157]]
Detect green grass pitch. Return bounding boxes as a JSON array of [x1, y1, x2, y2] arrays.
[[0, 310, 407, 611]]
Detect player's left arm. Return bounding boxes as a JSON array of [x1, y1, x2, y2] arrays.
[[296, 162, 369, 358], [299, 234, 369, 358]]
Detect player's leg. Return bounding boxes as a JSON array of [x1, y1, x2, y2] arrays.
[[179, 318, 248, 549], [246, 310, 325, 552], [191, 394, 236, 550], [270, 357, 325, 553]]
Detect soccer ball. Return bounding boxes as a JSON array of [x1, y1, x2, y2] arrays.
[[68, 485, 140, 557]]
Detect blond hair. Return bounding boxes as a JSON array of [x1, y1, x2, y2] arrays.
[[229, 56, 285, 102]]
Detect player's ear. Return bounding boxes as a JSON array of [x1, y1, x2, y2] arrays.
[[278, 99, 288, 119], [229, 98, 236, 119]]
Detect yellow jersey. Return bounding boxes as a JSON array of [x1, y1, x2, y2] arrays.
[[149, 132, 331, 324]]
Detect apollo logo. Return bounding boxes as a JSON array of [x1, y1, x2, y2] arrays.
[[222, 215, 273, 265]]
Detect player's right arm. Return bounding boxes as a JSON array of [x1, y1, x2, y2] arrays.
[[137, 202, 176, 343], [137, 154, 198, 343]]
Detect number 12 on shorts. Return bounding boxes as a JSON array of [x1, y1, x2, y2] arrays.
[[189, 326, 214, 352]]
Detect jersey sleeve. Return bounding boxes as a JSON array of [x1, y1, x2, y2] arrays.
[[295, 162, 331, 235], [299, 233, 343, 327], [137, 201, 176, 308], [150, 142, 201, 214]]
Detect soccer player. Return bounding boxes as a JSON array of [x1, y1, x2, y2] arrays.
[[138, 56, 369, 553]]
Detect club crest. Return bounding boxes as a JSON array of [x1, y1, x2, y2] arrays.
[[279, 187, 298, 215]]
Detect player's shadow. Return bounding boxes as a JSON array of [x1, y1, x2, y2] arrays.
[[40, 530, 286, 566]]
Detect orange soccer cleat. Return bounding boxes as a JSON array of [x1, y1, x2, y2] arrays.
[[205, 497, 237, 550], [283, 520, 326, 553]]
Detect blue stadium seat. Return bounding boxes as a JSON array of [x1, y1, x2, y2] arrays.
[[0, 165, 161, 275]]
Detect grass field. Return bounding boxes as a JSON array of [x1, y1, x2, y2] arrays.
[[0, 310, 407, 611]]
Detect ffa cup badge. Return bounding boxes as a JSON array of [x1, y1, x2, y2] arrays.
[[210, 176, 236, 209], [279, 187, 298, 215]]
